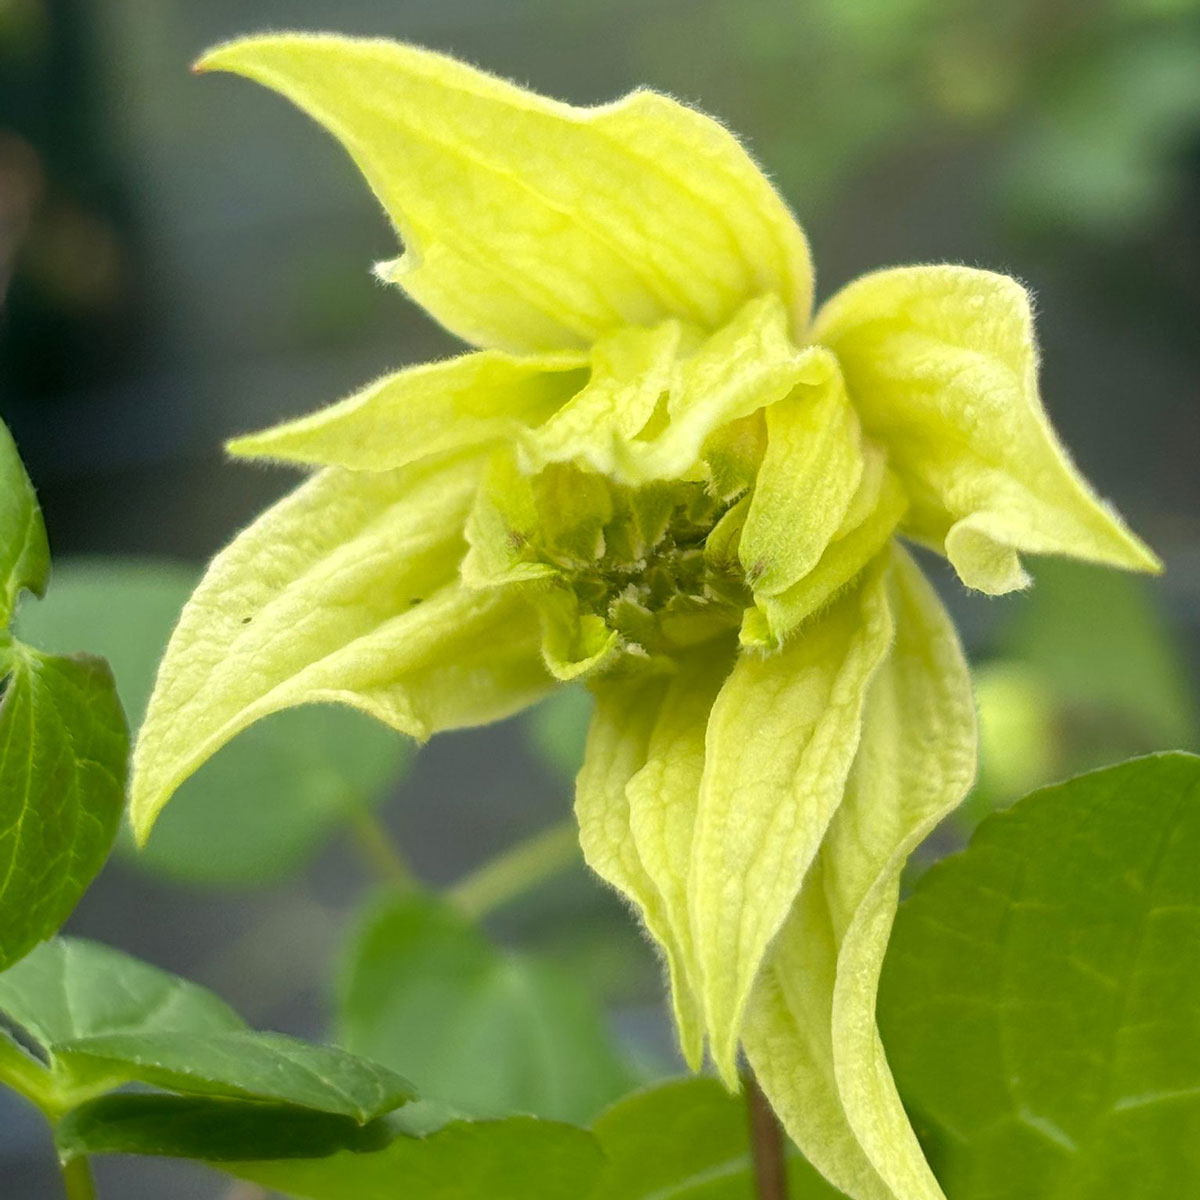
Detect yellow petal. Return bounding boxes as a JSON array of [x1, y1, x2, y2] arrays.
[[575, 670, 709, 1065], [227, 351, 586, 472], [130, 452, 551, 840], [624, 645, 735, 1068], [690, 556, 895, 1083], [740, 359, 864, 598], [740, 447, 908, 648], [197, 35, 813, 353], [812, 265, 1159, 594], [743, 545, 976, 1200], [519, 320, 687, 478]]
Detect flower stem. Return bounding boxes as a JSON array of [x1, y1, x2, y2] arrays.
[[449, 819, 580, 920], [60, 1156, 97, 1200], [0, 1034, 56, 1113], [345, 799, 417, 890], [744, 1070, 788, 1200]]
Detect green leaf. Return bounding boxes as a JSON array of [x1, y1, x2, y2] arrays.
[[16, 560, 411, 886], [0, 937, 413, 1123], [227, 1117, 604, 1200], [57, 1094, 392, 1162], [878, 752, 1200, 1198], [590, 1076, 848, 1198], [0, 417, 50, 627], [338, 892, 631, 1123], [0, 938, 243, 1051], [0, 649, 127, 970], [56, 1030, 414, 1123]]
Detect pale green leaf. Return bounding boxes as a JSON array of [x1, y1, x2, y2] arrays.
[[0, 418, 49, 627], [56, 1031, 414, 1123], [741, 363, 864, 598], [0, 650, 127, 970], [691, 557, 894, 1083], [811, 265, 1159, 594], [879, 752, 1200, 1199], [624, 646, 733, 1068], [197, 34, 813, 352], [338, 892, 631, 1123], [228, 351, 587, 472], [0, 937, 244, 1052], [743, 545, 975, 1200], [591, 1076, 848, 1198], [226, 1117, 604, 1200], [130, 451, 552, 840], [16, 560, 410, 887]]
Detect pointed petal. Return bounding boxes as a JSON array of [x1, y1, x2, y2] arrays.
[[576, 667, 724, 1066], [624, 645, 735, 1068], [690, 557, 895, 1083], [812, 265, 1159, 593], [519, 294, 823, 488], [743, 545, 976, 1200], [197, 35, 813, 352], [740, 360, 864, 598], [130, 452, 551, 840], [740, 448, 908, 648], [519, 320, 687, 477], [227, 351, 586, 472]]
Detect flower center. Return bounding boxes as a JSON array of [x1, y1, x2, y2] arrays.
[[486, 461, 751, 660]]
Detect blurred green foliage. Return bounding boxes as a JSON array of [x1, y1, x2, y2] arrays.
[[15, 560, 411, 887], [637, 0, 1200, 240]]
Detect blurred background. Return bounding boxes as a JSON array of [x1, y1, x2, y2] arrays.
[[1, 0, 1198, 1194]]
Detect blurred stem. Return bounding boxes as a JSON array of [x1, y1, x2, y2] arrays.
[[60, 1156, 97, 1200], [0, 1034, 56, 1113], [450, 819, 580, 920], [744, 1070, 788, 1200], [345, 799, 417, 890]]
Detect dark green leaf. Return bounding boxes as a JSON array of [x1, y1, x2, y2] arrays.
[[57, 1030, 415, 1123], [0, 651, 127, 970], [15, 560, 410, 886], [0, 937, 243, 1052], [591, 1077, 847, 1198], [338, 892, 632, 1123], [0, 418, 49, 627], [228, 1116, 604, 1200], [56, 1093, 392, 1162], [880, 752, 1200, 1199]]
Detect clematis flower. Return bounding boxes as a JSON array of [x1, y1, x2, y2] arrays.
[[129, 35, 1159, 1200]]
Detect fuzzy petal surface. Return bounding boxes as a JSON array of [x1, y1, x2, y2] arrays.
[[575, 670, 708, 1064], [197, 35, 813, 352], [812, 265, 1159, 593], [743, 546, 976, 1200], [227, 351, 587, 472], [690, 557, 894, 1081], [130, 452, 550, 840]]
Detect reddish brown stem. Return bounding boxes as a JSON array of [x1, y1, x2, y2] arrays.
[[744, 1070, 789, 1200]]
